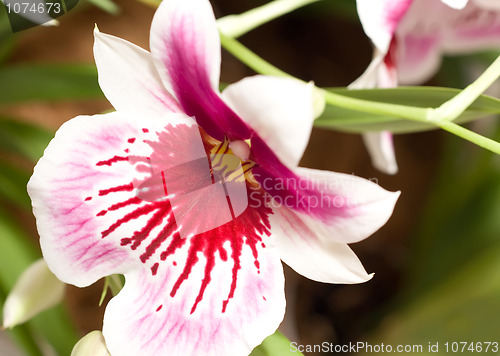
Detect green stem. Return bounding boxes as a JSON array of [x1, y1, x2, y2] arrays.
[[429, 54, 500, 122], [217, 0, 321, 38], [220, 33, 500, 154], [220, 32, 292, 78], [437, 120, 500, 154], [220, 33, 430, 121]]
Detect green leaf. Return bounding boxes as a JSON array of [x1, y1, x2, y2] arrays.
[[0, 118, 53, 162], [362, 248, 500, 356], [250, 331, 302, 356], [0, 208, 78, 355], [85, 0, 120, 15], [315, 87, 500, 134], [0, 64, 103, 105], [0, 158, 31, 210]]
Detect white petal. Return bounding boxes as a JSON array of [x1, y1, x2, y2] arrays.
[[349, 52, 386, 89], [93, 29, 181, 115], [103, 240, 285, 356], [270, 206, 372, 284], [28, 111, 195, 287], [3, 259, 65, 328], [71, 331, 111, 356], [441, 0, 469, 9], [222, 76, 315, 167], [356, 0, 413, 53], [293, 167, 400, 244], [362, 132, 399, 175]]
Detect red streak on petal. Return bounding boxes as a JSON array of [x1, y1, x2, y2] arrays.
[[96, 156, 129, 166], [96, 210, 107, 217], [263, 296, 266, 301], [102, 203, 160, 238], [156, 305, 163, 312], [94, 125, 273, 316], [128, 138, 136, 144], [151, 263, 159, 276], [108, 197, 142, 212], [142, 128, 149, 133], [164, 183, 271, 314], [99, 183, 134, 196], [85, 196, 92, 201]]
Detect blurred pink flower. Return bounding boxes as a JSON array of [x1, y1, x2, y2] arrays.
[[354, 0, 500, 174], [28, 0, 399, 355]]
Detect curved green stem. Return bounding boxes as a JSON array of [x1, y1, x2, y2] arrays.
[[220, 33, 500, 155], [217, 0, 321, 38], [220, 33, 430, 122], [437, 120, 500, 154]]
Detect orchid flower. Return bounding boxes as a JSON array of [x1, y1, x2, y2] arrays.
[[354, 0, 500, 174], [27, 0, 399, 355]]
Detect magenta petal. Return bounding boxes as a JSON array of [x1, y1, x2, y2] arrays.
[[149, 0, 251, 141]]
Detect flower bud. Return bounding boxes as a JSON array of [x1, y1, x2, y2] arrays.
[[71, 331, 111, 356], [2, 259, 65, 329]]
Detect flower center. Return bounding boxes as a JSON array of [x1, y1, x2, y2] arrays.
[[228, 139, 251, 161]]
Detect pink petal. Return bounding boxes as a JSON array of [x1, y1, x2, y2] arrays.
[[149, 0, 220, 97], [222, 76, 315, 168], [356, 0, 413, 54], [270, 206, 372, 283], [149, 0, 252, 141], [28, 111, 196, 287], [285, 167, 400, 244], [362, 132, 399, 175], [442, 6, 500, 54], [396, 34, 441, 84], [93, 30, 181, 115], [472, 0, 500, 10], [102, 215, 285, 356]]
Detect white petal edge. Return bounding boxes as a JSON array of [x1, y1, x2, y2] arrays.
[[71, 331, 111, 356], [356, 0, 413, 54], [93, 29, 181, 115], [222, 75, 315, 168], [103, 242, 285, 356], [440, 0, 469, 9], [3, 259, 65, 328], [294, 167, 400, 244], [362, 132, 399, 175], [28, 111, 195, 287], [270, 206, 373, 284]]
